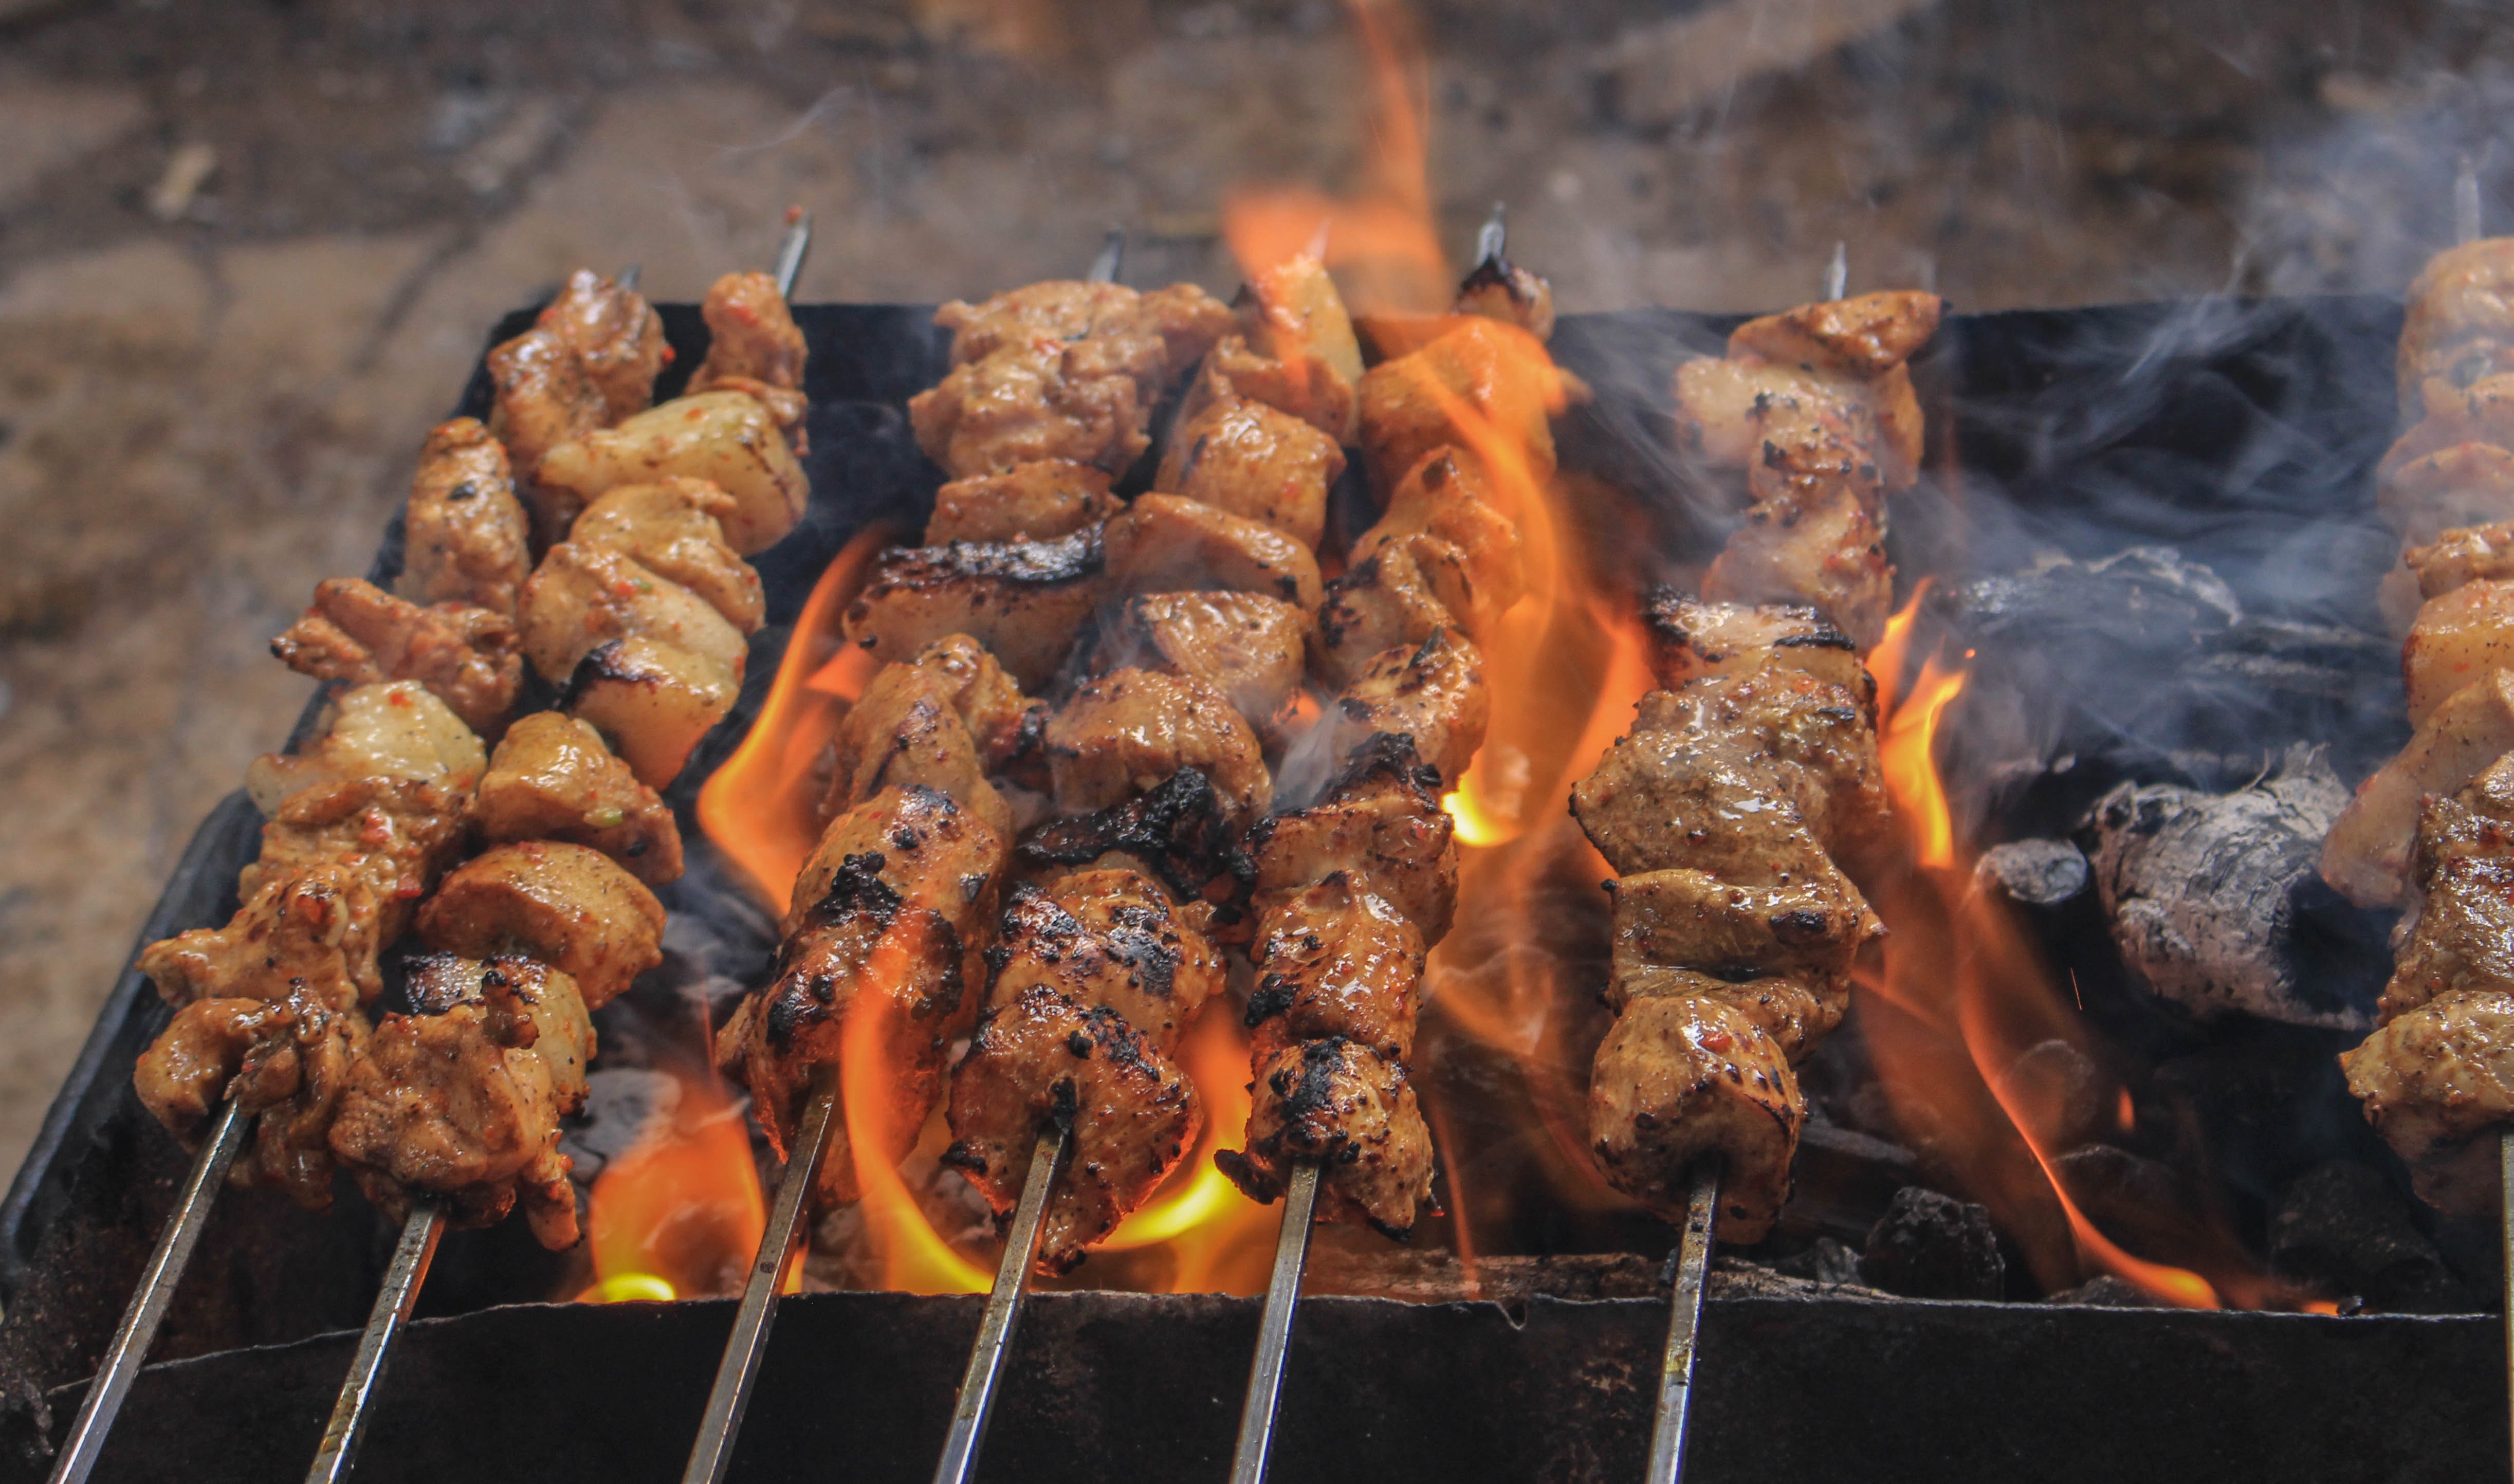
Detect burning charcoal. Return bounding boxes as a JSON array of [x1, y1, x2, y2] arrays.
[[1974, 838, 2090, 908], [2082, 745, 2387, 1031], [1783, 1112, 1924, 1246], [559, 1067, 677, 1186], [1772, 1236, 1863, 1287], [1992, 1039, 2105, 1151], [2269, 1161, 2471, 1314], [1859, 1187, 2004, 1300], [2044, 1275, 2161, 1307]]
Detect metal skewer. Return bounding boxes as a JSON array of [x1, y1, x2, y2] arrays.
[[930, 1120, 1073, 1484], [48, 1097, 251, 1483], [303, 1200, 443, 1484], [1824, 240, 1848, 302], [774, 209, 813, 301], [1226, 1160, 1321, 1484], [1643, 1160, 1721, 1484]]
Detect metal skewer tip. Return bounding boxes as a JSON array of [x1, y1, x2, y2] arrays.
[[1227, 1160, 1322, 1484], [681, 1072, 840, 1484], [617, 262, 643, 294], [1087, 228, 1126, 286], [931, 1119, 1073, 1484], [304, 1200, 444, 1484], [1823, 241, 1848, 303], [1644, 1158, 1721, 1484], [1475, 202, 1508, 268], [774, 210, 814, 301], [2458, 156, 2484, 248], [49, 1097, 252, 1484]]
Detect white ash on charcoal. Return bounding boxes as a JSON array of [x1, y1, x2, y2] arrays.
[[2268, 1161, 2472, 1314], [1858, 1187, 2006, 1300], [557, 1068, 680, 1189], [1973, 838, 2092, 909], [1991, 1039, 2108, 1151], [2082, 744, 2389, 1031]]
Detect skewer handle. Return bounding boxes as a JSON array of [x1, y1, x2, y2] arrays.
[[304, 1201, 444, 1484], [681, 1073, 840, 1484], [1643, 1159, 1721, 1484], [1227, 1160, 1321, 1484], [932, 1123, 1071, 1484], [48, 1097, 252, 1484]]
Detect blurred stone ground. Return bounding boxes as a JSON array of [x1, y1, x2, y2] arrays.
[[0, 0, 2506, 1183]]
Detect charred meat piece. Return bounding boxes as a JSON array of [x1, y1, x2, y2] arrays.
[[2340, 986, 2514, 1218], [244, 680, 486, 814], [843, 530, 1107, 692], [984, 869, 1226, 1048], [475, 712, 683, 885], [2377, 756, 2514, 1021], [1019, 767, 1247, 910], [271, 578, 521, 737], [1311, 537, 1477, 690], [1603, 864, 1880, 1041], [1156, 382, 1344, 551], [536, 390, 810, 556], [537, 268, 670, 423], [927, 461, 1118, 545], [1104, 493, 1323, 613], [136, 985, 370, 1210], [398, 417, 531, 618], [567, 478, 766, 634], [1046, 667, 1272, 831], [2322, 668, 2514, 906], [944, 984, 1200, 1274], [1676, 354, 1924, 502], [1642, 589, 1871, 702], [1589, 995, 1802, 1243], [1350, 448, 1527, 639], [1221, 1037, 1436, 1237], [718, 784, 1007, 1207], [1314, 628, 1490, 789], [417, 841, 665, 1008], [1245, 874, 1424, 1067], [486, 325, 609, 544], [1356, 317, 1564, 497], [895, 632, 1046, 778], [518, 541, 749, 687], [821, 657, 1011, 840], [1247, 736, 1458, 944], [1701, 483, 1895, 651], [331, 954, 592, 1248], [688, 270, 808, 394], [563, 635, 741, 790], [1094, 590, 1310, 726]]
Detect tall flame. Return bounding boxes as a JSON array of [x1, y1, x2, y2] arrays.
[[580, 1073, 769, 1304]]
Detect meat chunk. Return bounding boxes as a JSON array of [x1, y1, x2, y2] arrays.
[[1727, 290, 1945, 380], [1046, 667, 1272, 831], [517, 542, 749, 686], [2377, 757, 2514, 1021], [1104, 493, 1323, 613], [1455, 252, 1556, 343], [475, 712, 683, 885], [1192, 253, 1362, 442], [943, 984, 1200, 1274], [486, 326, 608, 543], [1356, 317, 1564, 496], [1642, 589, 1871, 701], [2398, 237, 2514, 420], [562, 635, 742, 790], [927, 461, 1118, 545], [271, 578, 521, 737], [1245, 874, 1424, 1067], [894, 633, 1045, 777], [820, 659, 1011, 840], [329, 954, 591, 1247], [2340, 988, 2514, 1217], [1350, 448, 1527, 639], [1094, 590, 1310, 725], [985, 869, 1226, 1048], [1247, 737, 1458, 943], [135, 985, 369, 1210], [1311, 537, 1476, 689], [244, 681, 486, 815], [1220, 1037, 1435, 1237], [2402, 578, 2514, 725], [139, 860, 389, 1014], [536, 390, 810, 556], [1588, 995, 1802, 1242], [566, 479, 765, 634], [1314, 628, 1490, 787], [1701, 482, 1895, 651], [1604, 863, 1881, 1023], [1018, 767, 1247, 910], [687, 270, 807, 393], [2407, 521, 2514, 600], [537, 268, 670, 422], [398, 417, 531, 617], [2322, 668, 2514, 906], [417, 841, 665, 1007], [2377, 441, 2514, 546], [1155, 386, 1344, 551], [842, 531, 1107, 693], [236, 775, 472, 944]]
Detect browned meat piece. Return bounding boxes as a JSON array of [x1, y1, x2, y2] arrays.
[[1245, 873, 1423, 1067], [398, 418, 531, 618], [1094, 590, 1310, 725], [1603, 864, 1880, 1032], [1017, 768, 1246, 911], [1571, 673, 1888, 878], [563, 635, 742, 790], [1133, 282, 1252, 379], [1104, 493, 1323, 613], [1727, 290, 1944, 380], [1311, 537, 1475, 689], [842, 531, 1107, 691], [1700, 483, 1895, 652], [1589, 995, 1802, 1242], [2323, 669, 2514, 906], [717, 784, 1006, 1207], [1198, 335, 1356, 449], [1642, 589, 1872, 702], [983, 869, 1226, 1049], [272, 578, 522, 736], [1046, 668, 1272, 831], [135, 985, 370, 1210], [1220, 1037, 1435, 1237], [1350, 448, 1527, 639], [1314, 628, 1490, 787], [486, 325, 608, 543], [936, 280, 1233, 377], [897, 633, 1046, 777], [2398, 238, 2514, 420], [927, 461, 1118, 545], [244, 681, 486, 814], [2377, 757, 2514, 1021], [2408, 521, 2514, 600], [1193, 254, 1362, 442], [536, 390, 811, 556], [2377, 441, 2514, 546], [330, 954, 591, 1247], [1614, 968, 1839, 1068], [417, 841, 665, 1007], [1454, 253, 1556, 342], [476, 712, 683, 885], [538, 268, 671, 422], [1247, 737, 1458, 944], [1155, 383, 1344, 550], [567, 479, 765, 634], [821, 659, 1012, 840], [517, 541, 749, 686], [1674, 346, 1925, 501], [688, 270, 808, 392], [2402, 578, 2514, 725], [237, 774, 472, 944], [139, 861, 387, 1014], [943, 984, 1200, 1274], [2340, 987, 2514, 1217], [1356, 317, 1564, 496]]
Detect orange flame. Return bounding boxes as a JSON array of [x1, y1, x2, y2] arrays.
[[579, 1073, 768, 1303]]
